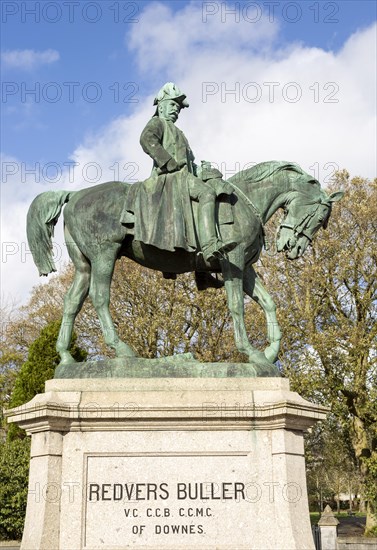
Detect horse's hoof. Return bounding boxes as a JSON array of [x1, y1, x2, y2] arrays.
[[247, 350, 280, 377], [58, 354, 77, 366], [116, 342, 137, 358], [264, 345, 279, 364], [247, 349, 269, 364]]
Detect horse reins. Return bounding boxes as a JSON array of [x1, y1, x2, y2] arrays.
[[225, 179, 271, 250]]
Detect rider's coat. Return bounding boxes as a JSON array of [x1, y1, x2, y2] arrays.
[[140, 117, 196, 176], [123, 117, 199, 252]]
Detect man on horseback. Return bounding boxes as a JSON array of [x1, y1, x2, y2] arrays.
[[139, 82, 236, 263]]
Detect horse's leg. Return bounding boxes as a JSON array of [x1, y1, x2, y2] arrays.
[[243, 266, 282, 363], [56, 226, 91, 365], [89, 247, 136, 358], [221, 248, 262, 363]]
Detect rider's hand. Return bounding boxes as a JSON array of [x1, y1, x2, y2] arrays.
[[166, 158, 179, 172], [221, 181, 234, 195]]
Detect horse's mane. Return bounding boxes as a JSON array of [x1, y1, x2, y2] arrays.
[[229, 160, 320, 190]]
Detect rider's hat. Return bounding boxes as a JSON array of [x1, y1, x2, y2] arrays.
[[153, 82, 189, 115]]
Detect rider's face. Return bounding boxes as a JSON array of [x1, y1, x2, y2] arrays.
[[158, 100, 181, 122]]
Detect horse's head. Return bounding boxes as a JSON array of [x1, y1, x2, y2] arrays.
[[276, 189, 344, 259]]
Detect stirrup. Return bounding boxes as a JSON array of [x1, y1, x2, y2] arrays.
[[218, 240, 237, 255]]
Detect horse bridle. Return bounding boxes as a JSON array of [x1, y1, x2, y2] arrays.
[[226, 180, 329, 252], [279, 202, 328, 244]]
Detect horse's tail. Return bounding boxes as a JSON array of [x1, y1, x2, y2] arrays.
[[26, 190, 75, 276]]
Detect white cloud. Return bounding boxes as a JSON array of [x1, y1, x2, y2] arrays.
[[72, 5, 377, 183], [125, 3, 376, 180], [128, 2, 280, 76], [0, 153, 68, 305], [1, 3, 376, 304], [1, 48, 59, 70]]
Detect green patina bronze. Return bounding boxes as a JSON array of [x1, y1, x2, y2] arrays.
[[26, 83, 343, 373], [122, 83, 236, 264]]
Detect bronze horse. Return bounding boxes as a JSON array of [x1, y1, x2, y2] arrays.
[[27, 161, 343, 370]]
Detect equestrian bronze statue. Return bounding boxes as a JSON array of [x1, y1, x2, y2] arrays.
[[26, 83, 343, 371]]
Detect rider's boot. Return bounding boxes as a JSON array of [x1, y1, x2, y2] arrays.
[[199, 199, 237, 262]]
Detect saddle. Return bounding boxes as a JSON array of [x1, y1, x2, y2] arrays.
[[120, 175, 235, 254]]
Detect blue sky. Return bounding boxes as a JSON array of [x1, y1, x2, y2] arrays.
[[1, 0, 376, 304], [2, 1, 376, 164]]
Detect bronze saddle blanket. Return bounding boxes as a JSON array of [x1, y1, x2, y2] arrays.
[[120, 173, 234, 253]]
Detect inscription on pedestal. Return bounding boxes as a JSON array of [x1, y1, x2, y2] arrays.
[[84, 453, 256, 549]]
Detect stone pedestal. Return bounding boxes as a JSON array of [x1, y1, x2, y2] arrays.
[[318, 505, 339, 550], [6, 373, 327, 550]]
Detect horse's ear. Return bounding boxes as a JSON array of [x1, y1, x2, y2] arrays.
[[328, 191, 344, 202]]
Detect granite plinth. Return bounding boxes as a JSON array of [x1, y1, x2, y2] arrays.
[[6, 367, 327, 550], [54, 356, 280, 379]]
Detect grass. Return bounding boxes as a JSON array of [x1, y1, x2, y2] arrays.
[[310, 511, 367, 525]]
